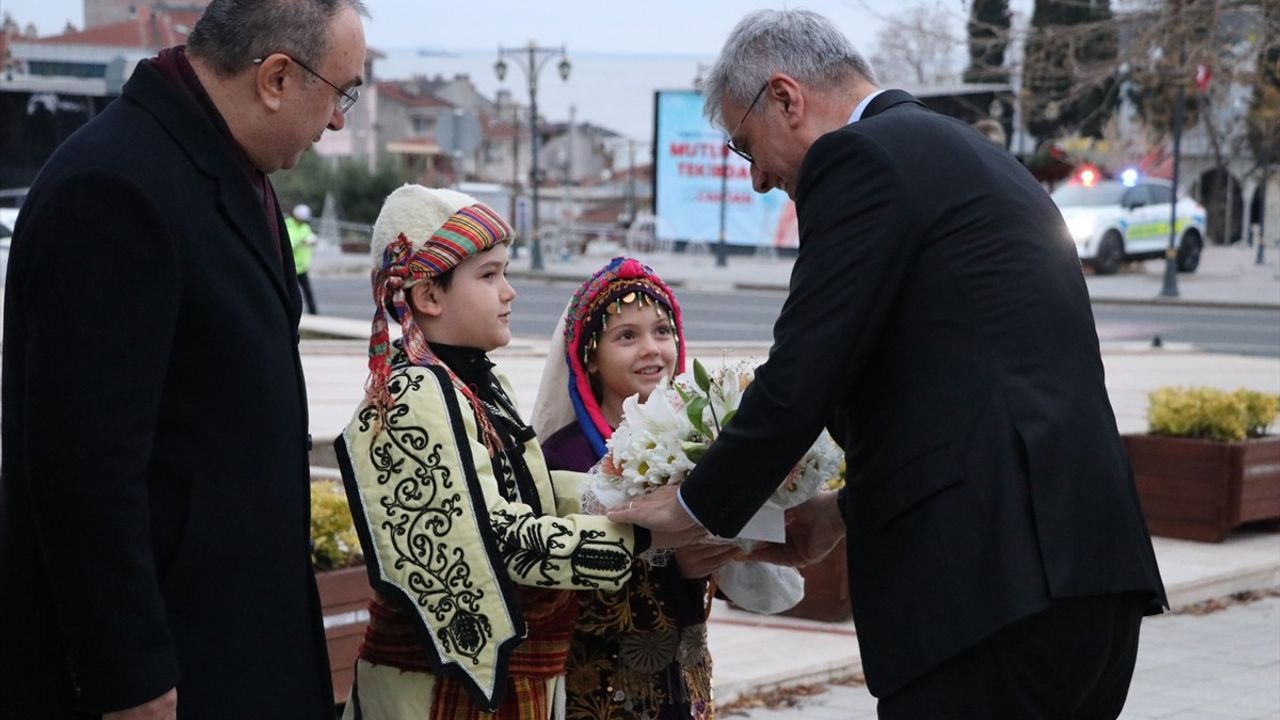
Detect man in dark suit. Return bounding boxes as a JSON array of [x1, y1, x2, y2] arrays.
[[0, 1, 367, 717], [612, 9, 1166, 718]]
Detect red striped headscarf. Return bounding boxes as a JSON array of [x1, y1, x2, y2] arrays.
[[365, 185, 514, 452]]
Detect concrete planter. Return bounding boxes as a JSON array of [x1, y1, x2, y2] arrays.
[[316, 565, 372, 703], [1123, 434, 1280, 542]]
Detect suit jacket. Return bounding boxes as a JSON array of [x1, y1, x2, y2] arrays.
[[0, 60, 332, 718], [679, 90, 1166, 696]]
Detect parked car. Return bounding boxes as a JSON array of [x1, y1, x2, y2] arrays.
[[0, 208, 18, 287], [1051, 177, 1206, 275]]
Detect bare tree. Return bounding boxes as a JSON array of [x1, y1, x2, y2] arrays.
[[870, 4, 963, 86], [1125, 0, 1218, 139]]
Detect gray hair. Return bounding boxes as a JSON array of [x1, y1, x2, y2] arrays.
[[187, 0, 370, 77], [702, 9, 877, 127]]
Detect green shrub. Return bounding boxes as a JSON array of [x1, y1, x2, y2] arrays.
[[274, 154, 411, 227], [1147, 387, 1280, 442], [310, 480, 362, 571], [1240, 391, 1280, 438]]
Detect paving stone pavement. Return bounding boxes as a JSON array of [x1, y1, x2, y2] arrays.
[[724, 595, 1280, 720]]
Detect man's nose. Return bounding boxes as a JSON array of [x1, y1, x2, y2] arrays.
[[328, 108, 346, 132], [750, 165, 771, 194]]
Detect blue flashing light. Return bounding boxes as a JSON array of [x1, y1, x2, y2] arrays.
[[1121, 168, 1139, 187]]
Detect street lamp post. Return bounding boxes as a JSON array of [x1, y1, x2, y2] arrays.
[[1160, 76, 1184, 298], [695, 64, 730, 267], [495, 41, 570, 271]]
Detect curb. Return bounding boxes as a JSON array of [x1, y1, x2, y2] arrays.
[[731, 282, 789, 293], [1089, 296, 1280, 312], [729, 281, 1279, 310], [1165, 561, 1280, 610], [506, 268, 689, 288]]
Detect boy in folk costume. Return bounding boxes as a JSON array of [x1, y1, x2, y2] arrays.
[[337, 185, 650, 719]]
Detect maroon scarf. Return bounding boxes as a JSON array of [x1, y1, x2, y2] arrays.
[[147, 46, 282, 256]]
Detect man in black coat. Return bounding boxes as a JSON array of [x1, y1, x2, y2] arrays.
[[0, 1, 367, 717], [613, 9, 1166, 718]]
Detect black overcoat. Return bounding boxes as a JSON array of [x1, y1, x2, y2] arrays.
[[680, 90, 1167, 697], [0, 60, 333, 718]]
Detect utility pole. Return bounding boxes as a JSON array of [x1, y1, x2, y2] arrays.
[[510, 100, 520, 259], [1154, 18, 1201, 301], [1259, 166, 1270, 266], [1160, 74, 1184, 298], [566, 104, 576, 184], [626, 138, 637, 226], [716, 143, 729, 267]]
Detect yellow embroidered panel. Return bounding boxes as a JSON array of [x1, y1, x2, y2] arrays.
[[342, 367, 522, 710]]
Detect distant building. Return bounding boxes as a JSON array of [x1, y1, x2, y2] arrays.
[[84, 0, 209, 30], [13, 4, 199, 82], [0, 4, 200, 188], [373, 79, 460, 184]]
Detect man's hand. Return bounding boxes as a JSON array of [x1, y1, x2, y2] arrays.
[[607, 484, 711, 549], [674, 541, 742, 579], [104, 688, 177, 720], [748, 492, 845, 567]]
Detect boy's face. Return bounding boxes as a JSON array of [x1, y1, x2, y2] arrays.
[[419, 244, 516, 352]]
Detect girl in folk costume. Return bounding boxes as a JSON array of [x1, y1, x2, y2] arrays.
[[338, 187, 651, 720], [531, 258, 737, 720]]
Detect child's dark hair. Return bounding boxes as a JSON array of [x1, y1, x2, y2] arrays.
[[385, 267, 457, 320], [430, 266, 456, 292]]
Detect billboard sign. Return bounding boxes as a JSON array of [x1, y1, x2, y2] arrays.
[[652, 90, 797, 248]]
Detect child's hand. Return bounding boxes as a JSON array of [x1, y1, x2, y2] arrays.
[[600, 452, 621, 477], [674, 541, 741, 579]]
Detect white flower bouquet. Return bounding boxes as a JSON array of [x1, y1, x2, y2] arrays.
[[589, 359, 843, 613]]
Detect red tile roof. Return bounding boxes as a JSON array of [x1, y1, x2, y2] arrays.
[[376, 81, 456, 109], [32, 8, 201, 48]]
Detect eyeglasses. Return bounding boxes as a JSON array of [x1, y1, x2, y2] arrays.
[[253, 54, 359, 115], [725, 82, 769, 165]]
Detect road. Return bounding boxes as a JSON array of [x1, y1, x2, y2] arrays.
[[312, 276, 1280, 357]]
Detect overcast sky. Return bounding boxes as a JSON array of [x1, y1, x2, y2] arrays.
[[0, 0, 997, 58], [1, 0, 1041, 140]]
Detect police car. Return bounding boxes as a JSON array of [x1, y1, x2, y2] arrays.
[[1051, 171, 1207, 275]]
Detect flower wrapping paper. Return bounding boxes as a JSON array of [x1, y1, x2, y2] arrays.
[[588, 359, 843, 613]]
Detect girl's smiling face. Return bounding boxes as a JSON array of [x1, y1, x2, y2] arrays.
[[589, 300, 678, 425]]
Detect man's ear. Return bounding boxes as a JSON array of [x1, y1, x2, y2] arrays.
[[254, 53, 291, 112], [768, 73, 804, 128], [409, 281, 443, 317]]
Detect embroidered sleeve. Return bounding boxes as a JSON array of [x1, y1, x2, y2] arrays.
[[477, 374, 637, 589], [469, 442, 634, 591], [486, 504, 634, 590], [458, 369, 639, 589], [550, 470, 585, 516]]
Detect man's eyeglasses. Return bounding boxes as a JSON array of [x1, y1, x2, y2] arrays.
[[725, 82, 769, 165], [253, 54, 360, 115]]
